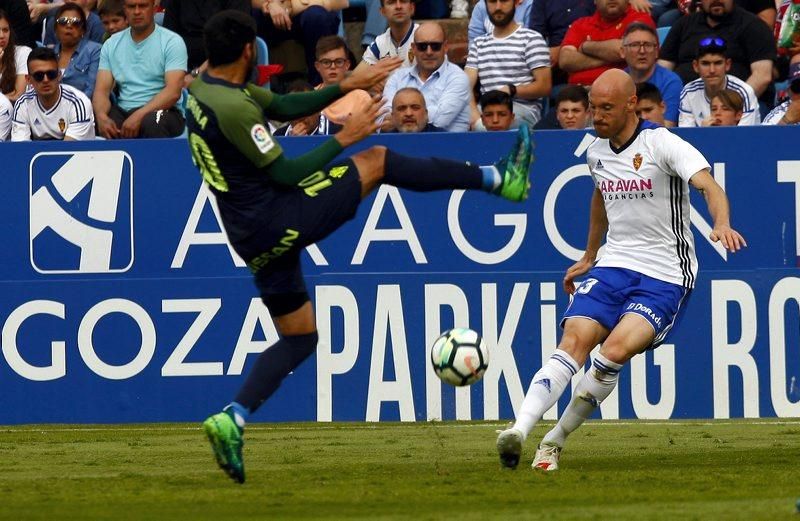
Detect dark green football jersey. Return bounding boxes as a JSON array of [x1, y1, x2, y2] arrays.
[[185, 75, 284, 243]]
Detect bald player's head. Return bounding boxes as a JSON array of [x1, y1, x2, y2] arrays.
[[589, 69, 638, 140]]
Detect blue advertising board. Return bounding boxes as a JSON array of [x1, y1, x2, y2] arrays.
[[0, 127, 799, 424]]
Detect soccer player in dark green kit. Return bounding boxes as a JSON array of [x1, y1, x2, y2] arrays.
[[188, 10, 534, 484]]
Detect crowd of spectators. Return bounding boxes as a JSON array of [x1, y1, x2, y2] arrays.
[[0, 0, 798, 143]]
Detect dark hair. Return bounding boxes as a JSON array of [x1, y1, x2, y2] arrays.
[[0, 10, 18, 95], [696, 36, 727, 60], [98, 0, 126, 18], [556, 85, 589, 109], [203, 10, 257, 67], [55, 2, 88, 31], [393, 86, 426, 107], [479, 90, 513, 111], [286, 79, 313, 93], [711, 89, 743, 113], [315, 35, 348, 60], [636, 82, 663, 104], [27, 46, 59, 67], [622, 22, 657, 40]]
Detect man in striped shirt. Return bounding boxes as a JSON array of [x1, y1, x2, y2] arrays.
[[677, 37, 760, 126], [11, 47, 95, 141], [465, 0, 551, 130]]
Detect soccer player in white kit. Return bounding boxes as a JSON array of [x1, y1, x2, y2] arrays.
[[496, 69, 746, 471]]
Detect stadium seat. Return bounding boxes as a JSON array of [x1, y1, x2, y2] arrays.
[[255, 36, 269, 66], [155, 12, 164, 26], [657, 26, 669, 45]]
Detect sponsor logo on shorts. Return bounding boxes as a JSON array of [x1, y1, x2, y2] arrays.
[[626, 302, 662, 327], [250, 124, 274, 154], [247, 228, 299, 273]]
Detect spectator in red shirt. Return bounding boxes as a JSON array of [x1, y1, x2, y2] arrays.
[[559, 0, 655, 86]]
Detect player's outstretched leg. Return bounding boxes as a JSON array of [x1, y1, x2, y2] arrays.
[[495, 350, 580, 469], [367, 126, 534, 202], [203, 409, 245, 483], [533, 353, 622, 471]]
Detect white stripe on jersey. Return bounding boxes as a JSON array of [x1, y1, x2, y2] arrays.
[[587, 123, 710, 288], [11, 84, 95, 141], [678, 75, 760, 127]]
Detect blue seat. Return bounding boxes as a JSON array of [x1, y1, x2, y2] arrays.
[[155, 11, 164, 26], [255, 36, 269, 66], [657, 26, 670, 45]]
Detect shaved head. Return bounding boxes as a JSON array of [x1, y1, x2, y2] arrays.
[[589, 69, 639, 142]]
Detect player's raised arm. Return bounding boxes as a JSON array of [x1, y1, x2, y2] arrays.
[[688, 169, 747, 252], [563, 187, 608, 295]]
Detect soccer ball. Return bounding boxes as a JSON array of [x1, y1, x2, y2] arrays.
[[430, 328, 489, 387]]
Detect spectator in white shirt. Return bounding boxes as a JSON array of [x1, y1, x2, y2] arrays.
[[11, 46, 95, 140]]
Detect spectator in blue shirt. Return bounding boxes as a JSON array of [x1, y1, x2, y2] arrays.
[[468, 0, 532, 43], [93, 0, 187, 139], [381, 22, 471, 131], [53, 3, 101, 98], [621, 22, 682, 126]]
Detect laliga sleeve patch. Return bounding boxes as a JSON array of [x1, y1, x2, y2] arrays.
[[251, 124, 275, 154]]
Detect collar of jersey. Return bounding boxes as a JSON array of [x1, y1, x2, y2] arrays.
[[609, 117, 646, 155], [201, 71, 249, 89]]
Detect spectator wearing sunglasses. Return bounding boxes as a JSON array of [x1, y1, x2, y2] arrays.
[[466, 0, 552, 130], [11, 46, 95, 140], [40, 0, 105, 47], [53, 3, 101, 98], [93, 0, 187, 139], [658, 0, 775, 103], [381, 22, 470, 132], [677, 37, 759, 126]]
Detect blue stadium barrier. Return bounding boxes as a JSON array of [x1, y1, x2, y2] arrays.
[[657, 26, 669, 45], [1, 127, 799, 424]]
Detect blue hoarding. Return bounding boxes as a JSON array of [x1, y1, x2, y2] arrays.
[[1, 127, 799, 424]]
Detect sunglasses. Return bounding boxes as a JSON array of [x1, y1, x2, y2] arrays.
[[414, 41, 443, 52], [56, 16, 83, 27], [316, 58, 347, 68], [699, 36, 726, 49], [32, 69, 59, 82]]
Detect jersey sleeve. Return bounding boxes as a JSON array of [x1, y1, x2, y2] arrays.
[[244, 83, 274, 110], [652, 128, 710, 182], [217, 97, 283, 169], [363, 42, 380, 65], [65, 97, 96, 140]]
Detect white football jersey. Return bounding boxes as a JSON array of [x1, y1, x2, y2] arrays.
[[587, 122, 711, 288], [678, 75, 760, 127], [362, 23, 418, 67], [11, 84, 95, 141]]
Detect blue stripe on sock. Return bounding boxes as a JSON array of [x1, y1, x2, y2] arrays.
[[592, 359, 620, 375], [550, 353, 577, 375]]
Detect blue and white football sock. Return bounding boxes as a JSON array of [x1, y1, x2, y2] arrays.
[[541, 352, 622, 447], [479, 165, 502, 191], [512, 350, 579, 439]]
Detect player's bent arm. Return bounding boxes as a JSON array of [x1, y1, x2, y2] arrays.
[[558, 46, 606, 73], [266, 138, 345, 186], [689, 169, 747, 251], [261, 85, 344, 120], [584, 187, 608, 262]]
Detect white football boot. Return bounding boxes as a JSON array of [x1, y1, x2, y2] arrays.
[[532, 442, 562, 471], [496, 427, 524, 469]]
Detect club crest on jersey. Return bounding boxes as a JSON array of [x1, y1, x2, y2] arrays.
[[633, 153, 643, 171], [58, 118, 66, 132]]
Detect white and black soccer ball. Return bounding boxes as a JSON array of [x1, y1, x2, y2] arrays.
[[430, 328, 489, 387]]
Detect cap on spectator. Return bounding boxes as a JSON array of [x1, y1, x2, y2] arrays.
[[790, 63, 800, 90]]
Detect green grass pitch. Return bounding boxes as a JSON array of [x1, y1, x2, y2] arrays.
[[1, 419, 799, 520]]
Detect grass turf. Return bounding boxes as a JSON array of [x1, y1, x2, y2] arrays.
[[1, 419, 799, 520]]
